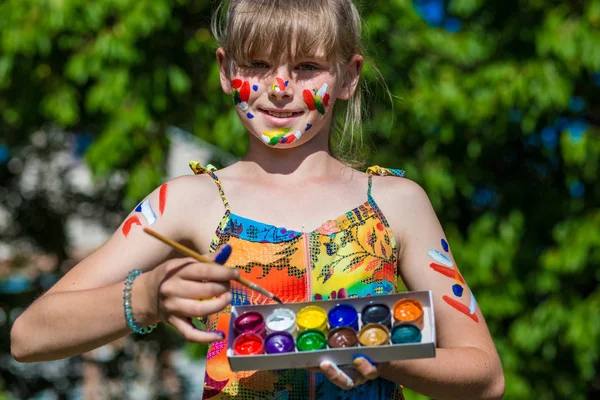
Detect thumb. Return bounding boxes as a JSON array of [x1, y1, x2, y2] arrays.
[[209, 244, 233, 265]]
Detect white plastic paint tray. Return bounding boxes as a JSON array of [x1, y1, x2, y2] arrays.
[[227, 291, 436, 371]]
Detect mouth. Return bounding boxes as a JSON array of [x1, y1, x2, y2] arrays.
[[259, 108, 304, 118]]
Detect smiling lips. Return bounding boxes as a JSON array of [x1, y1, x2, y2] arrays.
[[259, 108, 304, 128], [260, 109, 303, 118]]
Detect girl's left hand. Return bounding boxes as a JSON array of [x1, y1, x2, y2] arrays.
[[313, 355, 380, 390]]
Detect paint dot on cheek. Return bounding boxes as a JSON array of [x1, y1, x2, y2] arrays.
[[252, 85, 258, 91], [305, 124, 312, 131], [247, 113, 254, 119]]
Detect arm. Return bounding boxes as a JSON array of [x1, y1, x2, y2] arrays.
[[10, 176, 237, 362], [377, 179, 505, 400]]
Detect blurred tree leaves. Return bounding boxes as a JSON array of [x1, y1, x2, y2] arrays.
[[1, 0, 599, 398]]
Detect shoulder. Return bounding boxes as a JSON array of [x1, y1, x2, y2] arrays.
[[138, 174, 221, 222], [370, 173, 437, 237], [164, 161, 242, 206], [161, 173, 220, 207], [138, 170, 229, 246], [370, 171, 430, 207]]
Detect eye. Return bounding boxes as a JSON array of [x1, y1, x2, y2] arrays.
[[248, 61, 270, 69], [296, 63, 320, 71]]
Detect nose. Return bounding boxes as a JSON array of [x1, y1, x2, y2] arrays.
[[269, 71, 293, 99]]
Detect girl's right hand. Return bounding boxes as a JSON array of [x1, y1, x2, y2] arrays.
[[144, 244, 238, 343]]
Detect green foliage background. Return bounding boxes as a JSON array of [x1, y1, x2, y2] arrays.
[[1, 0, 599, 398]]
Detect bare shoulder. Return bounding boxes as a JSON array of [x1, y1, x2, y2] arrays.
[[154, 172, 230, 249], [369, 175, 436, 238], [164, 173, 221, 208], [370, 174, 431, 210]]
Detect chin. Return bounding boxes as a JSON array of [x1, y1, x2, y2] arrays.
[[258, 128, 305, 147], [254, 130, 316, 149]]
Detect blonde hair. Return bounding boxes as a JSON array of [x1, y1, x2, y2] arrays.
[[212, 0, 370, 167]]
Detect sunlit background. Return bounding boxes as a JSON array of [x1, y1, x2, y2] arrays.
[[1, 0, 599, 399]]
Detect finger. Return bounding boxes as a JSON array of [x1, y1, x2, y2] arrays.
[[169, 315, 227, 344], [178, 259, 239, 282], [212, 244, 232, 265], [320, 360, 354, 390], [161, 280, 230, 300], [163, 292, 232, 318], [199, 244, 233, 266], [352, 354, 379, 380], [340, 366, 366, 386]]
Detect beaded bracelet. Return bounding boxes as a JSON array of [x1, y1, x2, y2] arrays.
[[123, 269, 157, 335]]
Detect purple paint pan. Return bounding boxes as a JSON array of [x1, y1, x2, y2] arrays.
[[234, 311, 266, 337], [264, 331, 295, 354]]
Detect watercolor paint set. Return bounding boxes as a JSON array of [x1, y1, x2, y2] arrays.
[[226, 290, 436, 371]]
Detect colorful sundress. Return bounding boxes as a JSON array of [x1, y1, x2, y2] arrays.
[[190, 162, 407, 400]]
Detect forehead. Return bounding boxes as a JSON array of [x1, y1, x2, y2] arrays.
[[225, 1, 341, 66]]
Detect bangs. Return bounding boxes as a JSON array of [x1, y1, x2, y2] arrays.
[[221, 0, 351, 67]]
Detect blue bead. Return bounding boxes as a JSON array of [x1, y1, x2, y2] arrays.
[[123, 269, 156, 335]]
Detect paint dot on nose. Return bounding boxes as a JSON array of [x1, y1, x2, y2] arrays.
[[252, 85, 258, 91]]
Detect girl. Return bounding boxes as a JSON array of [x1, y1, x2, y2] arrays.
[[11, 0, 505, 399]]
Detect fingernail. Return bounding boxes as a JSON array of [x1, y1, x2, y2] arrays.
[[210, 330, 226, 339], [352, 354, 378, 367], [215, 245, 232, 265]]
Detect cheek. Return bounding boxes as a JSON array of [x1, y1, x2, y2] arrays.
[[231, 78, 260, 118], [301, 81, 332, 116]]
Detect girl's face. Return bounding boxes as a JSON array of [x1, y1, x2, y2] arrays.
[[218, 50, 362, 149]]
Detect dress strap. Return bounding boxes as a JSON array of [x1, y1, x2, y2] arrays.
[[366, 165, 406, 198], [189, 161, 231, 214]]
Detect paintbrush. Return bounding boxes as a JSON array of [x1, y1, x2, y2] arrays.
[[143, 227, 283, 304]]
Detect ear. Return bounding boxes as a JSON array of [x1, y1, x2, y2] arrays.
[[217, 48, 233, 94], [338, 54, 363, 100]]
